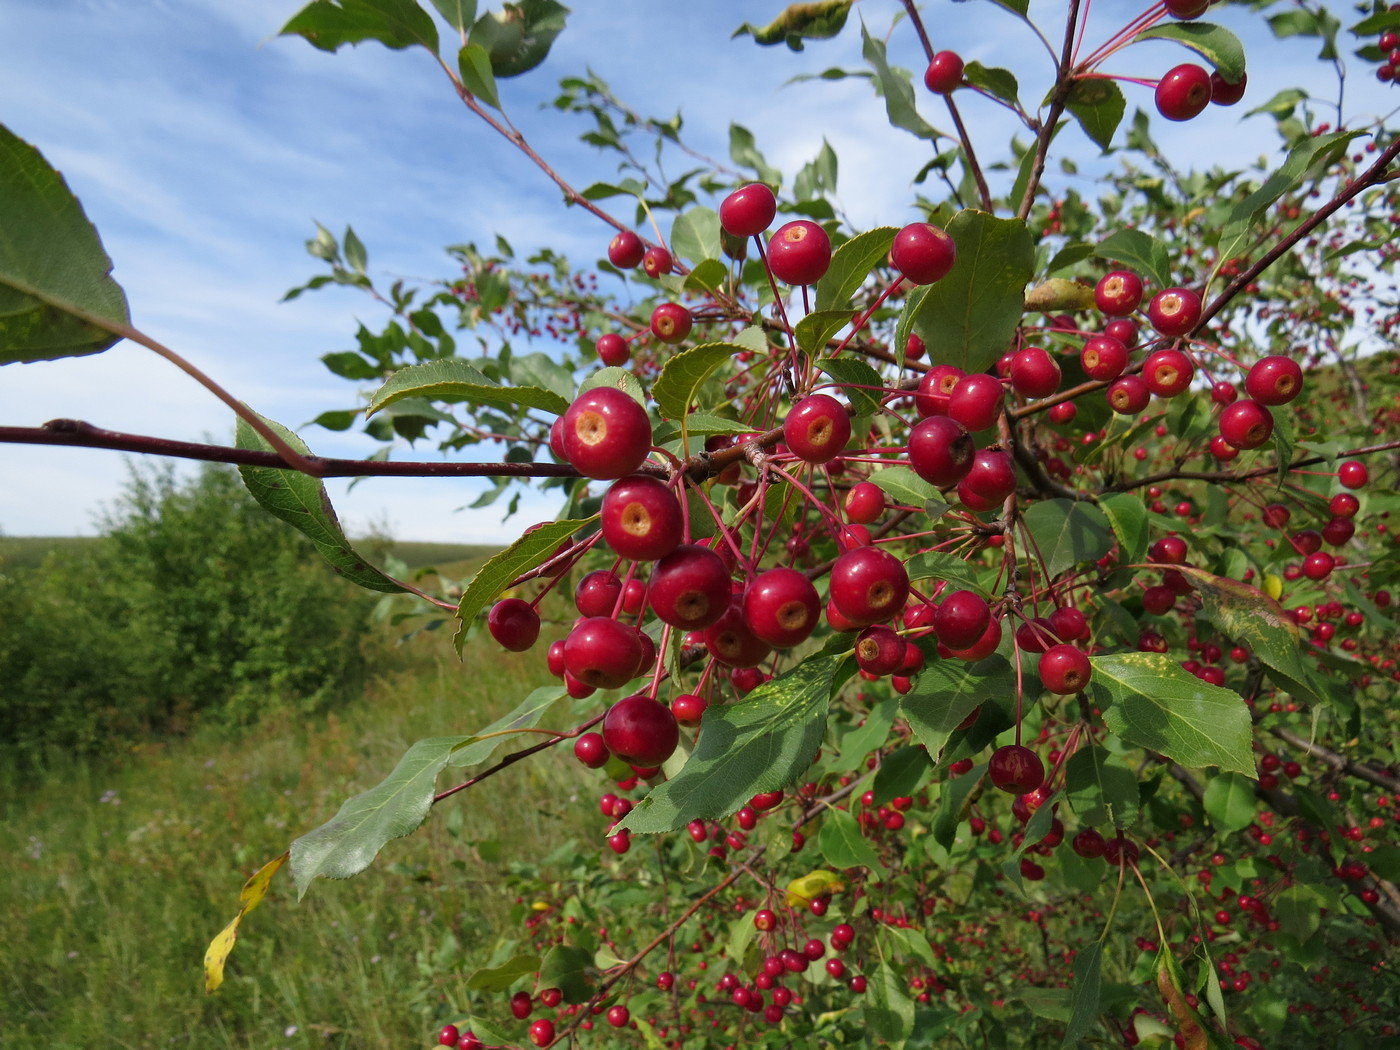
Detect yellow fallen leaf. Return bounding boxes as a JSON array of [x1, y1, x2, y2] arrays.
[[204, 851, 288, 993], [785, 869, 845, 908]]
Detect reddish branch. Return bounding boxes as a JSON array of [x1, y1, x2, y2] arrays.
[[1197, 133, 1400, 332]]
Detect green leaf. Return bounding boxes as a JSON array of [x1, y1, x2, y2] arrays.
[[1216, 130, 1365, 265], [904, 549, 983, 591], [902, 656, 1014, 765], [963, 61, 1019, 106], [465, 952, 541, 991], [1180, 567, 1338, 708], [458, 42, 501, 109], [446, 684, 566, 768], [683, 258, 728, 293], [818, 807, 886, 879], [1061, 940, 1103, 1048], [861, 22, 937, 140], [1045, 242, 1096, 276], [1022, 499, 1113, 578], [872, 745, 932, 806], [1099, 492, 1149, 567], [617, 654, 851, 833], [728, 124, 781, 185], [1269, 7, 1340, 60], [234, 415, 404, 594], [817, 356, 884, 418], [280, 0, 439, 52], [290, 736, 466, 897], [468, 0, 568, 77], [986, 0, 1029, 16], [1245, 86, 1307, 119], [727, 911, 760, 972], [652, 342, 740, 420], [815, 226, 898, 312], [367, 358, 569, 417], [1091, 652, 1254, 774], [538, 944, 595, 1004], [577, 365, 645, 405], [795, 309, 853, 356], [453, 517, 593, 654], [867, 961, 915, 1049], [342, 225, 368, 274], [1274, 885, 1321, 943], [1353, 10, 1400, 35], [670, 206, 722, 267], [933, 763, 985, 850], [0, 124, 130, 364], [1064, 746, 1139, 829], [867, 465, 940, 508], [903, 210, 1035, 374], [1094, 229, 1172, 289], [1133, 21, 1246, 82], [430, 0, 477, 32], [1064, 76, 1126, 151], [732, 0, 852, 51], [1202, 772, 1257, 833]]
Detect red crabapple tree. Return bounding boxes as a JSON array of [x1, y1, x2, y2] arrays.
[[5, 0, 1400, 1047]]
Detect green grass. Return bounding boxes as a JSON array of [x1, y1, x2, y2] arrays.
[[0, 620, 597, 1050]]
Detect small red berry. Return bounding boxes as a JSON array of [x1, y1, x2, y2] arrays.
[[890, 221, 957, 284], [923, 50, 965, 94]]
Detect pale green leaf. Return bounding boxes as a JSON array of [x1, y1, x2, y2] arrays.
[[368, 358, 568, 417], [453, 517, 593, 655], [0, 124, 130, 364], [617, 654, 851, 833], [235, 415, 404, 593], [1091, 652, 1254, 774]]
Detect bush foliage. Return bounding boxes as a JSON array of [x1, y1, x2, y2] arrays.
[[0, 462, 373, 760]]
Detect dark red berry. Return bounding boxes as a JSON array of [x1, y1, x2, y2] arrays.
[[720, 183, 778, 238], [890, 221, 957, 284], [1155, 63, 1212, 121], [602, 694, 680, 766], [487, 597, 540, 652], [1147, 286, 1202, 337], [573, 731, 610, 769], [767, 220, 832, 285], [561, 387, 653, 480], [1218, 399, 1274, 450], [601, 475, 684, 561], [908, 415, 975, 487], [1094, 270, 1143, 316], [642, 245, 673, 278], [649, 544, 732, 629], [783, 393, 851, 463], [1081, 334, 1128, 381], [743, 567, 822, 648], [923, 50, 965, 94], [989, 744, 1044, 794], [596, 332, 629, 367], [650, 302, 692, 344], [607, 231, 644, 268], [828, 546, 910, 626], [1039, 643, 1092, 694]]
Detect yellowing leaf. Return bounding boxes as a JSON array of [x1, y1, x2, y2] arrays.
[[204, 851, 288, 993], [785, 869, 846, 907]]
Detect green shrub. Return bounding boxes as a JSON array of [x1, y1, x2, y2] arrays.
[[0, 461, 375, 761]]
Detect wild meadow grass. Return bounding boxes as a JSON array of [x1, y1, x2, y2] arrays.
[[0, 619, 599, 1050]]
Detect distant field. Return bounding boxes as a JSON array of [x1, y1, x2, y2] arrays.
[[0, 535, 495, 574]]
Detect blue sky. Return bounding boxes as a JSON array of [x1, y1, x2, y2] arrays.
[[1, 0, 1392, 541]]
